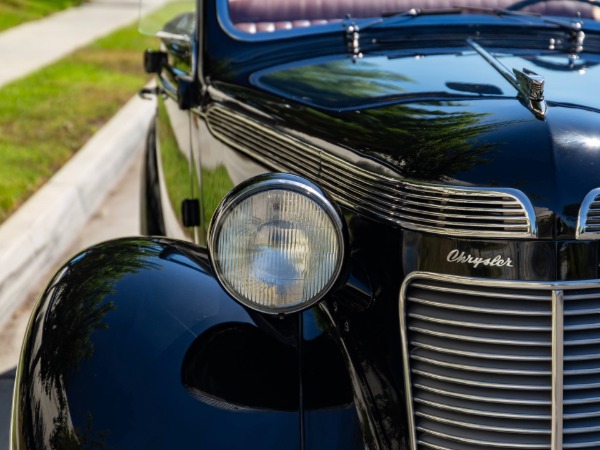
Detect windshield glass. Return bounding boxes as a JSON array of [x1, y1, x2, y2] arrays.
[[139, 0, 195, 38], [221, 0, 599, 36]]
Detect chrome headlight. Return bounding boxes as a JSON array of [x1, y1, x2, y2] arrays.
[[208, 174, 346, 314]]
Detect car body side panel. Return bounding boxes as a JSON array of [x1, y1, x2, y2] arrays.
[[154, 95, 197, 241], [190, 108, 269, 244]]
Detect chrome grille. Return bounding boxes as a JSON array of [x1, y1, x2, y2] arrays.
[[577, 189, 600, 240], [206, 106, 537, 239], [400, 274, 600, 450]]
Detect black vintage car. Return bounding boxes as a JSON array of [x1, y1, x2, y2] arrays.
[[11, 0, 600, 448]]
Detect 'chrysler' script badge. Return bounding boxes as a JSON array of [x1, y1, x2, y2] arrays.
[[447, 249, 514, 269]]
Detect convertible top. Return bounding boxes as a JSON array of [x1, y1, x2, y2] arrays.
[[228, 0, 600, 33]]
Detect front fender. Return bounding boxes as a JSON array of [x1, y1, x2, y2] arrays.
[[11, 238, 302, 449]]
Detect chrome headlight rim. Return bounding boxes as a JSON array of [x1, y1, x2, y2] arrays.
[[208, 173, 347, 315]]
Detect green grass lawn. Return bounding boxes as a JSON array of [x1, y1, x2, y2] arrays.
[[0, 24, 157, 222], [0, 0, 85, 32]]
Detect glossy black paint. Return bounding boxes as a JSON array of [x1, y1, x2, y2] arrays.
[[14, 1, 600, 449], [200, 3, 600, 240], [12, 238, 363, 449]]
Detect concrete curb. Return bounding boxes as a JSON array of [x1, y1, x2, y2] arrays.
[[0, 94, 156, 327]]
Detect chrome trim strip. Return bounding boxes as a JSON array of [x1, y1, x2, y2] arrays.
[[206, 105, 538, 239], [404, 272, 600, 291], [565, 396, 600, 405], [415, 382, 552, 405], [409, 312, 552, 331], [415, 397, 551, 420], [321, 158, 531, 209], [412, 353, 551, 375], [415, 411, 549, 434], [565, 323, 600, 330], [565, 307, 600, 315], [413, 369, 550, 390], [551, 290, 564, 450], [415, 426, 545, 449], [400, 276, 419, 450], [411, 341, 551, 361], [577, 188, 600, 240], [400, 272, 600, 450], [564, 410, 600, 420], [564, 368, 600, 377], [318, 178, 536, 236], [410, 325, 550, 346], [409, 296, 551, 315], [563, 381, 600, 389], [410, 282, 549, 300], [564, 291, 600, 301]]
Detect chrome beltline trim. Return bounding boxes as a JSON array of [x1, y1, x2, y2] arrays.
[[399, 272, 600, 450], [206, 105, 538, 239]]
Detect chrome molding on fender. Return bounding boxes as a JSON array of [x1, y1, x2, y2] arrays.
[[206, 105, 537, 239], [577, 188, 600, 240], [399, 272, 600, 450]]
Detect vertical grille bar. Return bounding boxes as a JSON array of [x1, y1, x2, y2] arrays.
[[551, 290, 564, 450]]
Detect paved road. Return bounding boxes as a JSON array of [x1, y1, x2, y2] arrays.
[[0, 150, 143, 450]]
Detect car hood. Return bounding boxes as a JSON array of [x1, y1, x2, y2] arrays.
[[248, 47, 600, 238], [254, 50, 600, 112]]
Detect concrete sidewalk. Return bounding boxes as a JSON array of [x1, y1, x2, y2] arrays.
[[1, 0, 145, 89], [0, 0, 165, 326]]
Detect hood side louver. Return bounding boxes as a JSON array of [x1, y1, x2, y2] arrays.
[[206, 105, 537, 239], [578, 189, 600, 239]]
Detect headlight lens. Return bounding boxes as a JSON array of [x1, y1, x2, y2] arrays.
[[209, 174, 346, 314]]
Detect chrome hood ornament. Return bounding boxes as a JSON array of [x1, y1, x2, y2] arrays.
[[513, 68, 547, 118], [467, 39, 547, 119]]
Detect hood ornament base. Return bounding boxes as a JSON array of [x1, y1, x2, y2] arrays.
[[467, 39, 547, 119]]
